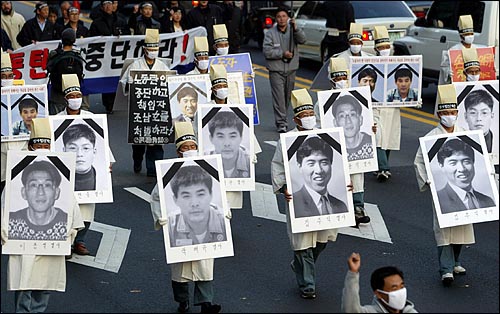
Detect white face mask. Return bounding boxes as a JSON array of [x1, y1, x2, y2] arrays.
[[350, 44, 362, 54], [463, 35, 474, 44], [300, 116, 316, 130], [182, 150, 198, 158], [216, 47, 229, 56], [215, 87, 229, 100], [1, 79, 14, 87], [197, 59, 209, 70], [377, 287, 407, 310], [378, 49, 391, 56], [334, 80, 349, 90], [466, 73, 480, 81], [36, 149, 50, 152], [146, 49, 159, 59], [67, 97, 82, 110], [440, 115, 457, 128]]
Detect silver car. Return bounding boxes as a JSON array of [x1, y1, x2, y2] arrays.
[[294, 1, 416, 62]]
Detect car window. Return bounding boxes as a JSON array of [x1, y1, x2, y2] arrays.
[[426, 1, 458, 29], [297, 1, 316, 19], [351, 1, 414, 19]]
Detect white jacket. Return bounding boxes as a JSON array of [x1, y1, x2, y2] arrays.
[[0, 8, 25, 50]]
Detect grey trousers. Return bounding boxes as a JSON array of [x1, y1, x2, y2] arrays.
[[269, 70, 296, 129], [171, 280, 213, 306], [291, 242, 328, 292], [14, 290, 50, 313]]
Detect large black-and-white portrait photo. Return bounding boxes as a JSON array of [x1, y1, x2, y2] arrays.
[[454, 80, 499, 165], [350, 60, 385, 105], [420, 130, 499, 228], [198, 104, 255, 191], [1, 85, 48, 141], [281, 128, 355, 233], [318, 85, 378, 174], [156, 155, 234, 264], [49, 114, 113, 204], [168, 74, 210, 124], [2, 150, 75, 255]]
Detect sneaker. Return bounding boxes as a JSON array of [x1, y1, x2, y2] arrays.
[[354, 206, 370, 224], [441, 273, 454, 286], [200, 302, 221, 314], [300, 288, 316, 299], [453, 265, 466, 275], [376, 171, 388, 182], [177, 301, 189, 313], [384, 170, 392, 178]]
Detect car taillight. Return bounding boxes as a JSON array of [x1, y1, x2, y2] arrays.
[[192, 1, 199, 7], [265, 17, 273, 27], [415, 11, 425, 18], [362, 30, 372, 41]]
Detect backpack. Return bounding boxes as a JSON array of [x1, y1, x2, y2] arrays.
[[47, 47, 86, 90]]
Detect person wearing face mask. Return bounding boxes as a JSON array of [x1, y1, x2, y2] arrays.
[[187, 36, 210, 75], [213, 24, 230, 56], [438, 15, 477, 85], [120, 28, 169, 177], [372, 26, 401, 183], [272, 88, 353, 299], [335, 23, 373, 62], [263, 6, 307, 133], [414, 84, 475, 286], [150, 121, 223, 314], [1, 117, 84, 313], [461, 47, 481, 82], [1, 51, 14, 87], [56, 74, 115, 256], [342, 252, 418, 313]]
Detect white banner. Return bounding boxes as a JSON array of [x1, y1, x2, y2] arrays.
[[9, 27, 207, 94]]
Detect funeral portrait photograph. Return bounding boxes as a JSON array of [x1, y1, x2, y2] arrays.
[[386, 64, 421, 104], [168, 74, 210, 124], [350, 63, 385, 104]]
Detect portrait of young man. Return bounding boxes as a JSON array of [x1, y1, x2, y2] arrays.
[[174, 86, 199, 123], [8, 160, 68, 241], [12, 98, 38, 136], [168, 165, 227, 247], [292, 136, 348, 218], [207, 111, 250, 179], [436, 138, 495, 214], [356, 68, 380, 103], [463, 89, 495, 153], [62, 123, 97, 191], [386, 68, 419, 102]]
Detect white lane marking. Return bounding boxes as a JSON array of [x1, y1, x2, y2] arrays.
[[250, 182, 286, 223], [68, 222, 131, 273], [338, 203, 392, 243], [124, 187, 152, 203]]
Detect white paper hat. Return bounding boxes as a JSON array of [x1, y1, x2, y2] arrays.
[[29, 118, 51, 146], [373, 26, 389, 48], [144, 28, 159, 48], [329, 57, 349, 79], [437, 84, 458, 112], [213, 24, 228, 44], [174, 121, 197, 150], [458, 15, 474, 35], [348, 23, 363, 42], [1, 52, 12, 72], [210, 64, 227, 86], [194, 37, 209, 57], [291, 89, 314, 117], [462, 47, 480, 71], [62, 73, 81, 95]]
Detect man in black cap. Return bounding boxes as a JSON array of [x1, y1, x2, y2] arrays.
[[16, 1, 58, 47], [89, 0, 130, 114], [46, 28, 85, 115]]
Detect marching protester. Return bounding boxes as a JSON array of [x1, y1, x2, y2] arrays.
[[1, 0, 25, 50], [271, 88, 352, 299], [48, 6, 64, 39], [322, 1, 355, 60], [64, 6, 89, 39], [414, 84, 475, 286], [89, 0, 130, 114], [56, 74, 115, 256], [335, 23, 373, 61], [213, 24, 229, 56], [46, 28, 85, 115], [263, 5, 306, 133], [187, 36, 210, 75], [1, 117, 84, 313], [132, 2, 161, 35], [150, 121, 223, 314], [55, 1, 71, 27], [186, 1, 223, 56], [17, 1, 58, 47], [120, 28, 169, 177], [341, 252, 418, 313], [371, 26, 401, 182]]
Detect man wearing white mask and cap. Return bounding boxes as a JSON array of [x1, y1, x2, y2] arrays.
[[187, 36, 210, 75], [372, 26, 401, 182], [1, 117, 84, 313], [150, 121, 224, 314], [461, 47, 481, 82], [272, 88, 352, 299], [439, 15, 477, 85], [414, 84, 474, 286], [213, 24, 229, 56], [335, 22, 373, 62], [120, 28, 170, 177]]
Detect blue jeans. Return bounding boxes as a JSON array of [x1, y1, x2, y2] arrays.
[[437, 244, 462, 275], [377, 148, 391, 171], [291, 242, 327, 292], [171, 280, 213, 305], [132, 145, 164, 174], [353, 192, 364, 208], [14, 290, 50, 313]]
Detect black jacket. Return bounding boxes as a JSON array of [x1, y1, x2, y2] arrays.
[[17, 17, 58, 47], [89, 12, 130, 37], [64, 23, 89, 39], [134, 15, 161, 35], [186, 4, 223, 54]]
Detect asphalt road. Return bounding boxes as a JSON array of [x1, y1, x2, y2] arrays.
[[1, 2, 499, 313]]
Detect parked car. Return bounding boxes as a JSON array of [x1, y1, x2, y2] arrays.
[[294, 1, 416, 62], [393, 1, 499, 85]]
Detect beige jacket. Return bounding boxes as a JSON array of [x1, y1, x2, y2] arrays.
[[1, 8, 25, 50], [413, 124, 475, 246], [373, 107, 401, 150]]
